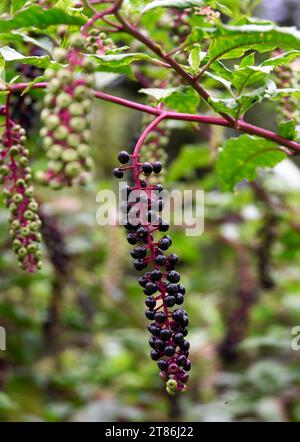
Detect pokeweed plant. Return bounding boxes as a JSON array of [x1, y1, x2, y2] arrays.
[[0, 0, 300, 394]]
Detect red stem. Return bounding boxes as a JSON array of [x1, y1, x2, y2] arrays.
[[6, 83, 300, 152]]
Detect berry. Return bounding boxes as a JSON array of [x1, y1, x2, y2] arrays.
[[152, 162, 162, 173], [142, 162, 153, 175], [118, 151, 130, 164], [150, 350, 160, 361], [145, 309, 155, 320], [165, 295, 176, 307], [158, 360, 168, 371], [145, 297, 156, 309], [164, 346, 175, 356], [167, 270, 180, 283], [155, 254, 165, 266], [131, 246, 147, 259], [160, 329, 172, 341], [150, 269, 162, 281], [133, 259, 146, 271], [127, 233, 137, 245], [113, 168, 124, 178], [154, 311, 166, 324], [144, 282, 158, 295]]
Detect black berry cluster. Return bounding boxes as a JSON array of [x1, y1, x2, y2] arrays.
[[113, 148, 191, 394], [36, 34, 96, 189], [0, 123, 42, 272]]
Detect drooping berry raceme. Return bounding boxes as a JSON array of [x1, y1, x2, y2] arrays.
[[113, 116, 191, 395], [0, 111, 42, 272], [36, 34, 95, 189]]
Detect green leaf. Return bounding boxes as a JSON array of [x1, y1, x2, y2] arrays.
[[188, 45, 202, 73], [142, 0, 204, 12], [261, 50, 300, 68], [209, 24, 300, 62], [0, 5, 85, 33], [0, 46, 51, 69], [278, 120, 297, 141], [167, 144, 211, 181], [88, 52, 153, 73], [139, 86, 200, 113], [11, 0, 27, 16], [216, 134, 286, 191]]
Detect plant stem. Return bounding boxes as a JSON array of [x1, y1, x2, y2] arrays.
[[114, 10, 235, 126], [7, 82, 300, 152]]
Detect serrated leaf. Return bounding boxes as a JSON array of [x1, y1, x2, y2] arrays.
[[0, 5, 85, 33], [216, 134, 286, 191], [142, 0, 204, 12], [88, 52, 153, 73], [209, 24, 300, 62], [0, 46, 51, 69], [278, 120, 297, 141]]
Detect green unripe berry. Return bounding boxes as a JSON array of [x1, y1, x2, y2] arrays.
[[166, 386, 175, 396], [82, 98, 92, 111], [62, 148, 78, 162], [25, 187, 34, 197], [43, 136, 53, 149], [13, 193, 23, 204], [48, 78, 61, 93], [69, 102, 85, 117], [56, 92, 72, 108], [77, 144, 90, 158], [19, 156, 28, 167], [18, 247, 27, 258], [40, 127, 48, 138], [46, 114, 60, 130], [9, 203, 17, 213], [41, 109, 50, 121], [0, 165, 10, 176], [49, 160, 63, 173], [44, 94, 55, 109], [54, 126, 69, 141], [47, 145, 63, 160], [34, 171, 47, 185], [67, 133, 81, 147], [65, 161, 81, 178], [74, 85, 88, 100], [10, 145, 20, 156], [70, 33, 84, 49], [36, 260, 43, 270], [11, 219, 20, 230], [70, 117, 86, 132], [30, 222, 39, 231], [27, 243, 38, 253], [53, 47, 67, 62], [44, 68, 56, 79], [35, 233, 42, 242], [24, 210, 34, 220], [20, 227, 30, 236], [50, 181, 63, 190], [28, 201, 38, 212], [19, 135, 27, 144], [13, 239, 22, 250], [166, 379, 178, 391], [57, 69, 72, 83]]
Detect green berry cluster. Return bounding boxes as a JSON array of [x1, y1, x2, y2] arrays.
[[84, 29, 115, 54], [140, 114, 170, 184], [36, 34, 96, 189], [275, 51, 300, 123], [0, 124, 42, 272]]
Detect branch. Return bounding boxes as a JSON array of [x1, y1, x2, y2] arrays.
[[114, 10, 235, 126], [6, 82, 300, 152]]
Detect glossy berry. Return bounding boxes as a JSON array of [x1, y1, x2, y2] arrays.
[[142, 162, 153, 175], [154, 311, 166, 324], [152, 161, 162, 174], [118, 150, 130, 164], [113, 168, 124, 179]]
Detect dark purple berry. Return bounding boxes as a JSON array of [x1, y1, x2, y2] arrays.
[[150, 350, 160, 361], [164, 345, 175, 356], [175, 293, 184, 304], [133, 259, 146, 271], [158, 359, 168, 371], [145, 297, 156, 309], [152, 162, 162, 173], [154, 311, 166, 324], [165, 295, 176, 307], [150, 269, 162, 281], [118, 150, 130, 164], [155, 339, 166, 351], [127, 233, 137, 245], [113, 168, 124, 178], [173, 333, 184, 345], [144, 282, 158, 295], [160, 328, 172, 341], [131, 246, 147, 259], [159, 220, 169, 232], [145, 309, 155, 320], [167, 270, 180, 283], [148, 324, 160, 336], [142, 162, 153, 175], [137, 226, 147, 239], [155, 254, 165, 266]]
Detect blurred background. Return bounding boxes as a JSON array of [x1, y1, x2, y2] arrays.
[[1, 0, 300, 422]]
